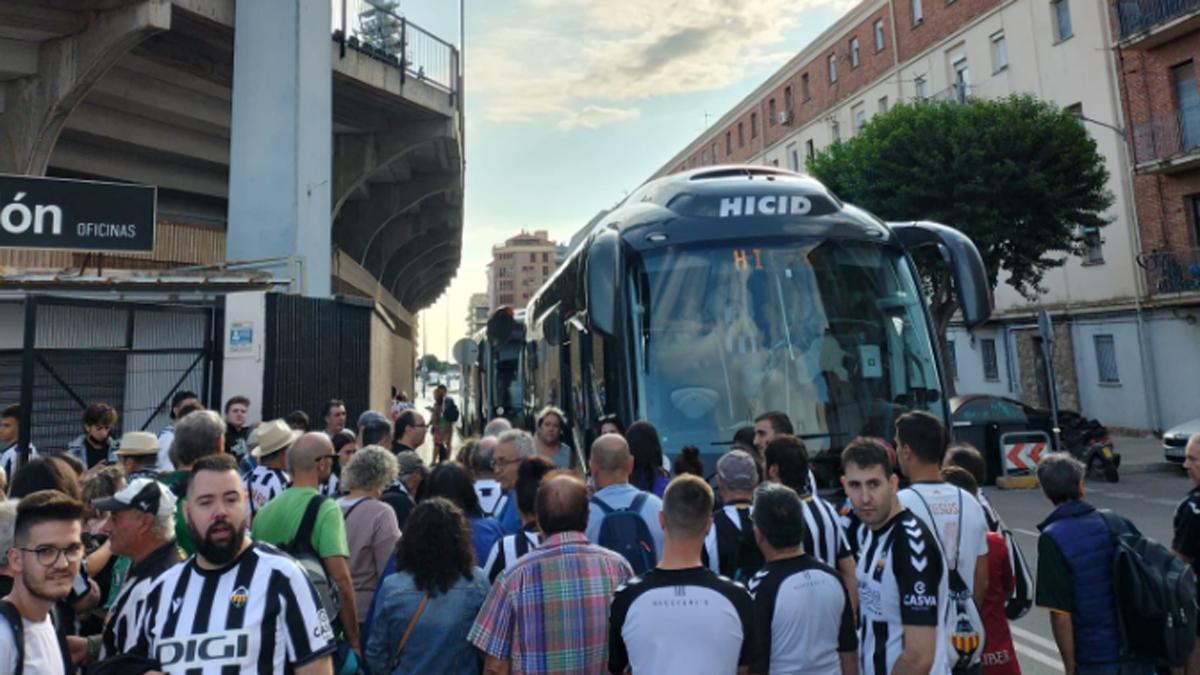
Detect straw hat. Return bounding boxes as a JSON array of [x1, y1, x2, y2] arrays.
[[116, 431, 159, 457], [250, 419, 302, 459]]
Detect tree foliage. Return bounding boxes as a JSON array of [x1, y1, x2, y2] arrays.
[[419, 354, 451, 374], [806, 95, 1112, 388], [359, 0, 404, 56]]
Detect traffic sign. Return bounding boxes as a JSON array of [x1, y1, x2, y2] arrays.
[[1004, 441, 1046, 472]]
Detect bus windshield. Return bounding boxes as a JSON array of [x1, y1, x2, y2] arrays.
[[491, 341, 523, 416], [630, 237, 942, 460]]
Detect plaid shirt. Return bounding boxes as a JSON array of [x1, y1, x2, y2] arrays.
[[468, 531, 634, 673]]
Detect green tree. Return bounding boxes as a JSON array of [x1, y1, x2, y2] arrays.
[[807, 95, 1112, 393], [419, 353, 448, 374], [359, 0, 403, 56]]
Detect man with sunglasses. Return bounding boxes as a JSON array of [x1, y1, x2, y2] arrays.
[[0, 490, 84, 675]]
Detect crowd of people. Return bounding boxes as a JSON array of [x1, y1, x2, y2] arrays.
[[0, 387, 1197, 675]]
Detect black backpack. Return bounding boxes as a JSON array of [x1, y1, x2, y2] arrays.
[[283, 496, 341, 627], [442, 396, 460, 423], [592, 493, 657, 575], [1099, 511, 1198, 666], [0, 600, 71, 675]]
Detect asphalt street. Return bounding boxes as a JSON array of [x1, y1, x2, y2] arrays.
[[985, 465, 1190, 674]]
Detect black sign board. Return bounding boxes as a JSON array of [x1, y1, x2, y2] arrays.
[[0, 174, 156, 253]]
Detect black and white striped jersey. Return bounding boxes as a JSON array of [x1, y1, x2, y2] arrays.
[[856, 510, 948, 675], [609, 566, 755, 675], [747, 554, 858, 675], [244, 466, 289, 518], [318, 472, 339, 498], [483, 524, 540, 582], [132, 542, 335, 673], [801, 494, 852, 568], [475, 479, 508, 519], [101, 541, 182, 659]]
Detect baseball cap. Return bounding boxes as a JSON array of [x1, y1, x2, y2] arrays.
[[92, 478, 176, 515], [717, 450, 758, 492]]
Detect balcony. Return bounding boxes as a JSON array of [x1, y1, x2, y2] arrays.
[[927, 81, 971, 105], [1115, 0, 1200, 47], [333, 0, 460, 97], [1131, 105, 1200, 171], [1137, 248, 1200, 294]]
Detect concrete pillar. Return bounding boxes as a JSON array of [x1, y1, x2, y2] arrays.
[[226, 0, 332, 297]]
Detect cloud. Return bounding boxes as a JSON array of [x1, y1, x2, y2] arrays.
[[468, 0, 844, 129], [557, 106, 642, 130]]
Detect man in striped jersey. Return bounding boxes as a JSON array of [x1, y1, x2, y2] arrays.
[[482, 455, 553, 582], [243, 419, 298, 520], [702, 449, 764, 581], [87, 478, 182, 661], [131, 454, 335, 674], [843, 437, 948, 675], [764, 434, 858, 613]]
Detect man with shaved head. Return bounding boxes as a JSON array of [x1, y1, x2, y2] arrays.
[[585, 433, 665, 569], [469, 473, 634, 673], [251, 432, 361, 656]]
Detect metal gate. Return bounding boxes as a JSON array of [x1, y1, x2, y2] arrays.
[[261, 294, 371, 425], [7, 296, 219, 461]]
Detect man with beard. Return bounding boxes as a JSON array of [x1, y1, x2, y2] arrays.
[[0, 490, 84, 675], [131, 454, 334, 674]]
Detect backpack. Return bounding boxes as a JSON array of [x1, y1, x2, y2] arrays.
[[913, 489, 987, 671], [592, 493, 657, 575], [1099, 510, 1198, 666], [442, 396, 460, 423], [0, 600, 70, 675], [715, 504, 764, 582], [982, 497, 1035, 620], [283, 495, 341, 628]]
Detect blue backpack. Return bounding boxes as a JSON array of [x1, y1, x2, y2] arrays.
[[592, 493, 656, 574]]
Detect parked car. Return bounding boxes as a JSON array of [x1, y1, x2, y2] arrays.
[[949, 394, 1119, 483], [1163, 418, 1200, 463]]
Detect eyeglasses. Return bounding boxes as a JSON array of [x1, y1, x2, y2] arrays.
[[494, 457, 521, 468], [20, 543, 85, 566]]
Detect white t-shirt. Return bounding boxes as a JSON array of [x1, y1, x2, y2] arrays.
[[898, 481, 989, 590], [0, 614, 64, 675]]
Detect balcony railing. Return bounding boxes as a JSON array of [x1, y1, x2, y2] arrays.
[[1115, 0, 1200, 39], [927, 81, 971, 105], [1137, 248, 1200, 294], [333, 0, 459, 96], [1131, 105, 1200, 165]]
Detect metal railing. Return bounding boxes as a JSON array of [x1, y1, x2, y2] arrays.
[[1131, 105, 1200, 165], [1137, 248, 1200, 294], [1115, 0, 1200, 39], [927, 81, 971, 104], [333, 0, 459, 96]]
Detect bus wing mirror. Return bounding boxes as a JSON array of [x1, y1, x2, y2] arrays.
[[586, 229, 621, 338], [889, 220, 993, 329], [487, 307, 516, 345]]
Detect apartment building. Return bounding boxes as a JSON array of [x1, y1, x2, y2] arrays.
[[468, 292, 490, 336], [650, 0, 1199, 432], [489, 230, 561, 311]]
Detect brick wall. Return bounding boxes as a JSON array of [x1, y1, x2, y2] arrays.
[[1114, 21, 1200, 253]]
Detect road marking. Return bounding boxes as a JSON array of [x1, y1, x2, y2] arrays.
[[1011, 625, 1061, 653], [1084, 486, 1179, 507], [1012, 527, 1039, 538], [1014, 641, 1065, 672]]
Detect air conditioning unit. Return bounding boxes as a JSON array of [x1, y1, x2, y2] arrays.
[[778, 110, 794, 125]]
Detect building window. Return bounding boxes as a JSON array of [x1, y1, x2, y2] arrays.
[[702, 147, 708, 163], [915, 75, 929, 100], [801, 73, 811, 100], [981, 339, 999, 381], [789, 146, 800, 171], [853, 103, 867, 132], [947, 339, 958, 379], [542, 266, 549, 276], [1081, 225, 1104, 264], [768, 99, 777, 126], [829, 54, 838, 82], [711, 142, 717, 163], [850, 37, 860, 68], [879, 96, 889, 113], [913, 0, 924, 24], [542, 252, 549, 262], [875, 19, 886, 51], [992, 32, 1008, 72], [785, 85, 794, 111], [806, 138, 815, 160], [831, 120, 841, 142], [738, 122, 745, 147], [529, 253, 536, 262], [1188, 195, 1200, 244], [725, 131, 732, 155], [1094, 335, 1119, 383], [951, 55, 971, 102], [1053, 0, 1072, 41], [751, 112, 758, 138]]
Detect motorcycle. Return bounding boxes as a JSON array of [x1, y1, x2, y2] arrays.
[[1058, 411, 1120, 482]]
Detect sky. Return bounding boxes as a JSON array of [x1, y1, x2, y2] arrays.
[[398, 0, 854, 361]]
